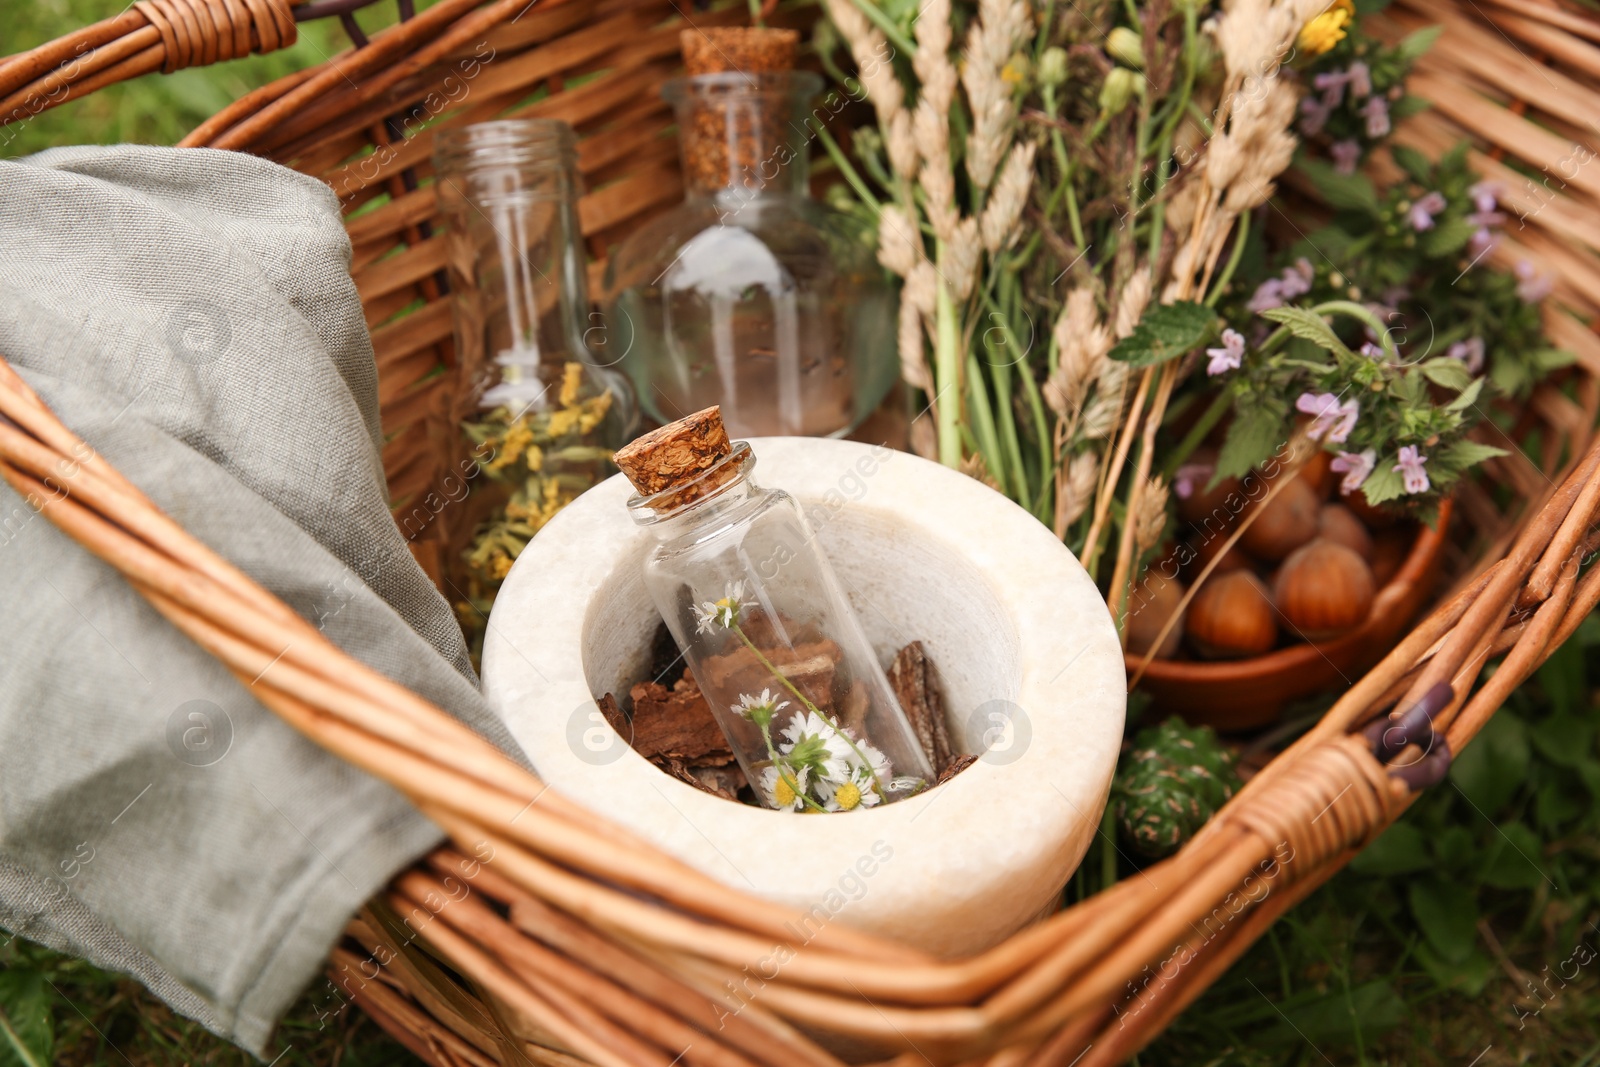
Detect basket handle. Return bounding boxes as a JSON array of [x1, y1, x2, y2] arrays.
[[0, 0, 385, 132]]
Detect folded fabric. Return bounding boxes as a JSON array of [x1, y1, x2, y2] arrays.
[[0, 145, 528, 1055]]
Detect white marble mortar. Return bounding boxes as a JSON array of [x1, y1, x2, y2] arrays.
[[481, 437, 1125, 957]]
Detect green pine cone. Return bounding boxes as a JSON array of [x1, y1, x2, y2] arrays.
[[1112, 716, 1242, 859]]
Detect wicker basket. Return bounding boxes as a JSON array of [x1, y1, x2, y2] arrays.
[[5, 1, 1600, 1063]]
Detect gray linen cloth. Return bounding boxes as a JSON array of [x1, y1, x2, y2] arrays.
[[0, 145, 527, 1055]]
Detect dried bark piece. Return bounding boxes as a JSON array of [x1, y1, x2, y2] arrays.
[[679, 27, 797, 76], [701, 639, 841, 712], [598, 691, 628, 738], [628, 677, 730, 763], [692, 763, 748, 799], [936, 753, 978, 785], [890, 641, 953, 774], [840, 680, 869, 737]]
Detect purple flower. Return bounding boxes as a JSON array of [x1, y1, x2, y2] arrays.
[[1466, 209, 1506, 230], [1282, 258, 1315, 300], [1330, 139, 1362, 175], [1394, 445, 1430, 494], [1331, 449, 1376, 495], [1408, 190, 1447, 232], [1347, 61, 1372, 99], [1313, 69, 1351, 109], [1469, 225, 1501, 260], [1299, 95, 1332, 137], [1361, 96, 1390, 138], [1297, 392, 1360, 444], [1447, 336, 1485, 374], [1247, 278, 1285, 313], [1174, 463, 1213, 500], [1359, 342, 1385, 361], [1247, 260, 1314, 313], [1515, 260, 1554, 302], [1206, 328, 1246, 376], [1469, 180, 1500, 215]]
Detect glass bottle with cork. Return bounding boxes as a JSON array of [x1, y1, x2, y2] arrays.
[[603, 28, 896, 441], [615, 406, 932, 812], [434, 119, 637, 633]]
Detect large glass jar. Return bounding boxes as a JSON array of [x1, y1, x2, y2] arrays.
[[603, 72, 896, 439], [435, 120, 637, 632], [615, 408, 932, 812]]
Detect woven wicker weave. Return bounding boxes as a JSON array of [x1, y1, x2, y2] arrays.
[[4, 1, 1600, 1063]]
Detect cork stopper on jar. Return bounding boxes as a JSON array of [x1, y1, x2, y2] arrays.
[[614, 406, 735, 504], [680, 27, 798, 75]]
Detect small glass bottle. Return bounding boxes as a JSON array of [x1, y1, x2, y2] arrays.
[[615, 407, 932, 812], [603, 71, 896, 440], [434, 120, 637, 626]]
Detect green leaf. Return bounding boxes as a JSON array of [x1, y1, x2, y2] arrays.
[[1432, 824, 1477, 872], [0, 970, 52, 1067], [1480, 821, 1548, 890], [1390, 145, 1434, 185], [1297, 156, 1380, 215], [1536, 777, 1589, 832], [1108, 301, 1218, 367], [1389, 95, 1433, 123], [1444, 376, 1486, 412], [1408, 878, 1480, 965], [1450, 710, 1529, 814], [1259, 305, 1353, 357], [1274, 981, 1407, 1046], [1351, 821, 1434, 875], [1530, 714, 1594, 769], [1397, 24, 1443, 63], [1533, 347, 1577, 371], [1214, 401, 1289, 483], [1437, 439, 1510, 473], [1419, 356, 1474, 390], [1575, 758, 1600, 801], [1420, 217, 1478, 258], [1536, 639, 1586, 719], [1358, 460, 1406, 506], [1414, 943, 1495, 996]]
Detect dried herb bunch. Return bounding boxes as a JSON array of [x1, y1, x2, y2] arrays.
[[819, 0, 1567, 647], [457, 364, 615, 646]]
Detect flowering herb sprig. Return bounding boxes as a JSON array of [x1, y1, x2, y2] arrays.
[[1294, 11, 1437, 176], [1195, 300, 1506, 519], [694, 582, 924, 811]]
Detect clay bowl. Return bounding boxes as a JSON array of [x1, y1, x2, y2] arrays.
[[1128, 499, 1453, 732]]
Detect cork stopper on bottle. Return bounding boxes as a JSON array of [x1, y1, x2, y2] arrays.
[[614, 406, 735, 504], [680, 27, 798, 76]]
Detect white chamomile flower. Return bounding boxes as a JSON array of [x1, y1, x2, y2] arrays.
[[693, 579, 747, 634], [732, 689, 787, 727], [822, 766, 883, 812], [779, 712, 852, 784], [849, 737, 892, 782], [760, 764, 810, 811]]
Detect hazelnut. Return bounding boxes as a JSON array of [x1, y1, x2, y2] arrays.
[[1273, 539, 1375, 641], [1126, 576, 1186, 659], [1178, 471, 1243, 527], [1317, 503, 1373, 561], [1345, 486, 1397, 529], [1294, 449, 1334, 499], [1181, 533, 1254, 581], [1186, 571, 1278, 659], [1239, 477, 1321, 561]]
